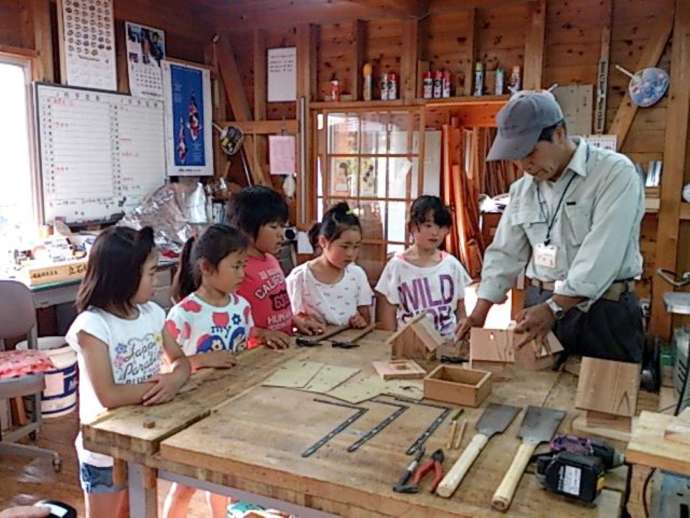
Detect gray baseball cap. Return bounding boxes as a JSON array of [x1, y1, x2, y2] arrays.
[[487, 90, 564, 161]]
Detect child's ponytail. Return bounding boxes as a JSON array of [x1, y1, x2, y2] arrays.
[[172, 236, 197, 302]]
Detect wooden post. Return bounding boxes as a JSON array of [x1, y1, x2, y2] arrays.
[[31, 0, 53, 82], [253, 29, 268, 174], [523, 0, 546, 91], [401, 19, 419, 103], [650, 1, 689, 339], [296, 24, 318, 103], [464, 8, 477, 97], [206, 42, 228, 180], [594, 0, 612, 134], [351, 20, 366, 101], [214, 34, 270, 186], [608, 14, 673, 149]]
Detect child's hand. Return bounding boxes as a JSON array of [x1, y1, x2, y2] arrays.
[[348, 313, 368, 329], [294, 314, 325, 336], [260, 329, 291, 350], [142, 373, 186, 406], [201, 350, 237, 369]]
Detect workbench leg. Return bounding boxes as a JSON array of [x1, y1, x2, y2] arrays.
[[128, 462, 158, 518]]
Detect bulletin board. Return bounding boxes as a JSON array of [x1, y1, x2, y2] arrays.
[[35, 83, 166, 224]]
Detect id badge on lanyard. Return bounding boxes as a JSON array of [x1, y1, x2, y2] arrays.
[[534, 242, 558, 269]]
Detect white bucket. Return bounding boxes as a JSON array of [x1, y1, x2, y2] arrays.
[[17, 337, 78, 418]]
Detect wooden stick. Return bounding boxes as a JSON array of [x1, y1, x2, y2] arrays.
[[447, 420, 459, 449], [454, 420, 467, 449]]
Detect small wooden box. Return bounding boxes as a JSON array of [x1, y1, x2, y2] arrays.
[[424, 365, 492, 407]]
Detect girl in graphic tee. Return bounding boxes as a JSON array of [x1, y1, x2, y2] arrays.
[[66, 227, 190, 518], [375, 196, 470, 338]]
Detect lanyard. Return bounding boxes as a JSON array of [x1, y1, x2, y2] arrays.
[[536, 172, 577, 246]]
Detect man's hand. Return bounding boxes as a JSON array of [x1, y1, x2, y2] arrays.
[[514, 303, 555, 348], [454, 299, 493, 341]]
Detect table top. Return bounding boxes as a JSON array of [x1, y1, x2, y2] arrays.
[[84, 329, 628, 517]]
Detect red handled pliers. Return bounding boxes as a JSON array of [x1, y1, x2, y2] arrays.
[[396, 449, 445, 494]]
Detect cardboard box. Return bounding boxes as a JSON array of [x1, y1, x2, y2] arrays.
[[424, 365, 492, 407]]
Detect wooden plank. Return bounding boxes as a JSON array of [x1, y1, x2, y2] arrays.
[[608, 13, 673, 150], [626, 411, 690, 476], [464, 8, 477, 97], [214, 34, 270, 186], [523, 0, 546, 90], [347, 0, 422, 18], [594, 0, 612, 134], [400, 19, 419, 103], [650, 0, 690, 339], [31, 0, 53, 81], [352, 20, 366, 101], [253, 28, 268, 174], [575, 357, 640, 417]]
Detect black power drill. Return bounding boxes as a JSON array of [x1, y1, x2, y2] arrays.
[[535, 435, 624, 503]]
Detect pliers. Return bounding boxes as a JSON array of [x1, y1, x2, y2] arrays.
[[394, 449, 445, 494]]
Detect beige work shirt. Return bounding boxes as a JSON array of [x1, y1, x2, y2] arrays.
[[477, 138, 644, 306]]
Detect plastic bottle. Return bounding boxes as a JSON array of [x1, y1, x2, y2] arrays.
[[363, 63, 373, 101], [474, 62, 484, 96], [423, 70, 433, 99]]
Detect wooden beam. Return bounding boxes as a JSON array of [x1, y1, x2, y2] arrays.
[[214, 34, 270, 186], [218, 120, 298, 135], [523, 0, 546, 91], [594, 0, 612, 134], [400, 19, 419, 103], [253, 29, 268, 174], [609, 14, 673, 149], [345, 0, 422, 18], [464, 8, 478, 97], [351, 20, 366, 101], [207, 42, 229, 179], [650, 0, 689, 340], [31, 0, 53, 81], [297, 24, 319, 103]]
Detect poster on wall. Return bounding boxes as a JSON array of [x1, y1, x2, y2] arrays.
[[58, 0, 117, 91], [162, 60, 213, 176], [125, 22, 166, 98], [267, 47, 296, 102]]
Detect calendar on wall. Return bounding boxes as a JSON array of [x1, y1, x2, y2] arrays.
[[125, 22, 166, 98], [57, 0, 117, 91], [35, 83, 166, 224]]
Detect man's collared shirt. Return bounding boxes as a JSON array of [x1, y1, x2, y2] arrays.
[[478, 138, 644, 307]]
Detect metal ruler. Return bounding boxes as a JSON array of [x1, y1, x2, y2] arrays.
[[392, 397, 452, 455], [302, 399, 368, 458], [346, 399, 409, 452]]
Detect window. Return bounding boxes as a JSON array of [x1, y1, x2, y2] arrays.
[[315, 108, 426, 282], [0, 57, 37, 265]]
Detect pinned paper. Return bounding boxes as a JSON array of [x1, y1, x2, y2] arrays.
[[269, 135, 296, 176]]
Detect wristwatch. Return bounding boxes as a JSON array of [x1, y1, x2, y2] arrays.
[[545, 298, 566, 320]]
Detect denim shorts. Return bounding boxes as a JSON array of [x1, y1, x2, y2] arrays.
[[79, 462, 126, 494]]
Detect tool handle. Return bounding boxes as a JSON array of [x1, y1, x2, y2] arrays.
[[491, 441, 538, 511], [614, 64, 635, 79], [349, 323, 376, 343], [435, 433, 489, 498]]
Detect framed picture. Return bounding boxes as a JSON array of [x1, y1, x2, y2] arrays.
[[162, 59, 214, 176]]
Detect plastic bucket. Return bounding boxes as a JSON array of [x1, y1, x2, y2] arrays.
[[17, 337, 78, 418]]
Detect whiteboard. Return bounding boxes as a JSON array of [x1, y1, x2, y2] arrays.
[[267, 47, 296, 102], [35, 83, 166, 224]]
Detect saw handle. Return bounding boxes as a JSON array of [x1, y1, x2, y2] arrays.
[[435, 433, 489, 498], [491, 441, 538, 511]]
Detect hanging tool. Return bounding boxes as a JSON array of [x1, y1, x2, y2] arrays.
[[392, 448, 425, 491], [332, 323, 376, 349], [447, 409, 464, 449], [347, 399, 408, 452], [296, 324, 350, 347], [534, 435, 623, 503], [392, 397, 452, 455], [437, 403, 521, 498], [491, 406, 566, 511], [393, 449, 446, 494], [302, 399, 368, 458]]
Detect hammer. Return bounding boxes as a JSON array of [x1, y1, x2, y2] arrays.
[[331, 323, 376, 349]]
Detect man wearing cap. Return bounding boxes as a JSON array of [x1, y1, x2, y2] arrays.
[[457, 91, 644, 363]]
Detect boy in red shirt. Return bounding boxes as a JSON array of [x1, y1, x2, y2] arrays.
[[226, 186, 322, 348]]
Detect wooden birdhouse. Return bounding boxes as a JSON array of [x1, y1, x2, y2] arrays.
[[386, 313, 444, 361]]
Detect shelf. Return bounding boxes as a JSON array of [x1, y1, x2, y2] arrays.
[[309, 99, 405, 110], [644, 200, 690, 219], [420, 95, 510, 108], [309, 95, 510, 111]]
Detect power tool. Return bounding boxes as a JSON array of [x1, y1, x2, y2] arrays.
[[534, 435, 624, 503]]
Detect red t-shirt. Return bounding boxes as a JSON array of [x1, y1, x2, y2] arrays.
[[237, 253, 293, 347]]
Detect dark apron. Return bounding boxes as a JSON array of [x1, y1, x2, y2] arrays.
[[525, 286, 644, 363]]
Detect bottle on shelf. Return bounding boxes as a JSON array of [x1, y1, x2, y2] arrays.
[[474, 62, 484, 96], [362, 63, 373, 101]]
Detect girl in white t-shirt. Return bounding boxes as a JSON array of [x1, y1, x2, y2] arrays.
[[286, 202, 374, 328], [375, 196, 470, 338], [163, 224, 252, 518], [66, 226, 191, 518]]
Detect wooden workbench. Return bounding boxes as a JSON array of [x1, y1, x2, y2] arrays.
[[83, 329, 628, 517]]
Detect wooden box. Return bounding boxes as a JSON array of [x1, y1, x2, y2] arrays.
[[424, 365, 492, 407]]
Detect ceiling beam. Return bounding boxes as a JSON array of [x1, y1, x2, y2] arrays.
[[345, 0, 423, 18]]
